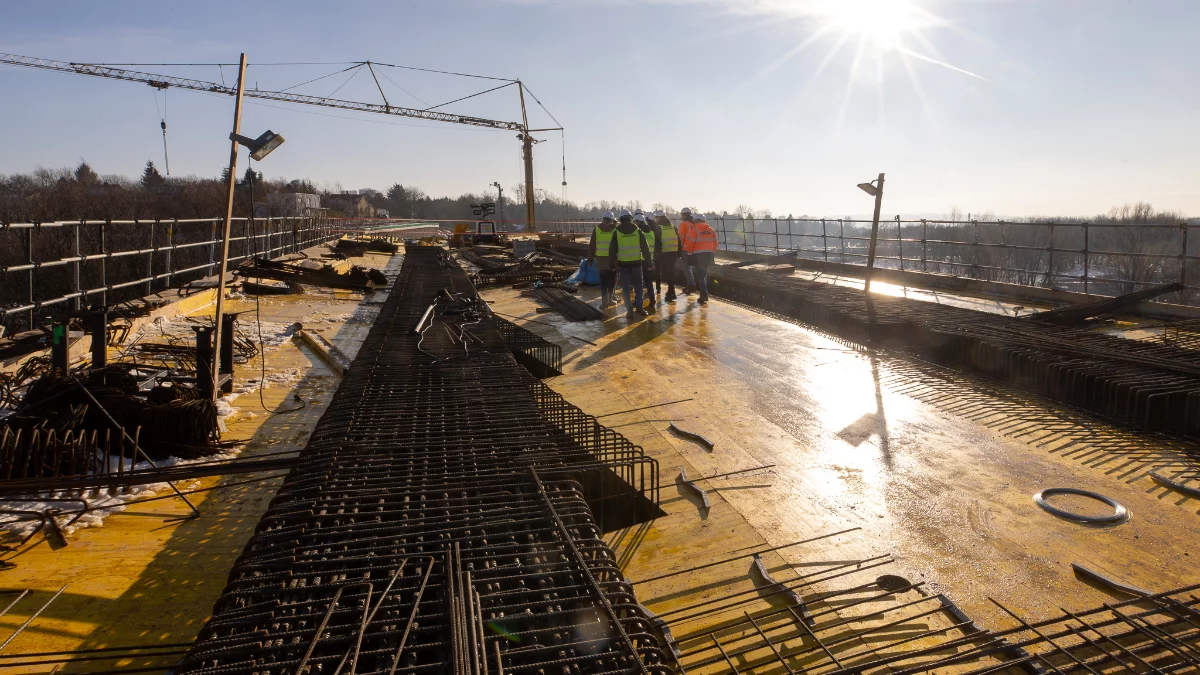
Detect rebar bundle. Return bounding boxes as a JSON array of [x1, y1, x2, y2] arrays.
[[529, 286, 606, 321], [177, 246, 671, 675]]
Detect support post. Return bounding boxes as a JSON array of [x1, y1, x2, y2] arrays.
[[1047, 222, 1055, 289], [210, 53, 248, 403], [896, 215, 903, 271], [220, 313, 236, 394], [50, 323, 69, 374], [87, 308, 107, 369], [921, 219, 927, 272], [821, 219, 828, 261], [863, 173, 886, 293], [73, 221, 82, 314], [1083, 222, 1090, 295], [23, 228, 34, 332]]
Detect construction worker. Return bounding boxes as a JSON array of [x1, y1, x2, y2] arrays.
[[678, 207, 698, 294], [588, 211, 618, 307], [634, 211, 660, 308], [655, 210, 682, 301], [608, 210, 653, 318], [683, 213, 719, 305]]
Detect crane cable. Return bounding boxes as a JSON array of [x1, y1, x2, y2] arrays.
[[152, 87, 170, 175]]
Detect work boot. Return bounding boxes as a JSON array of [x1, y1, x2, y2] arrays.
[[698, 295, 709, 305], [664, 291, 677, 302], [683, 285, 695, 295], [634, 307, 648, 317]]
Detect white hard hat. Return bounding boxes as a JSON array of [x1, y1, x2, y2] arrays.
[[633, 213, 647, 223], [653, 210, 665, 217], [680, 207, 693, 215], [696, 213, 707, 222], [602, 210, 615, 220], [619, 209, 632, 218], [633, 208, 644, 215]]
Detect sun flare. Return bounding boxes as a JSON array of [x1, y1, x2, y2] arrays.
[[815, 0, 932, 49]]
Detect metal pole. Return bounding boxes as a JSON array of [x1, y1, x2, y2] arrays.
[[921, 219, 927, 272], [896, 215, 903, 271], [210, 52, 247, 404], [1181, 223, 1189, 287], [23, 228, 34, 332], [72, 220, 82, 314], [821, 219, 828, 261], [1047, 222, 1055, 289], [863, 173, 885, 292], [1083, 221, 1090, 295]]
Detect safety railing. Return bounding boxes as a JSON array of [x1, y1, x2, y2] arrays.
[[0, 216, 339, 332], [711, 215, 1200, 305]]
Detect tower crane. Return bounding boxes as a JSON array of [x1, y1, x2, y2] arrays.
[[0, 52, 557, 230]]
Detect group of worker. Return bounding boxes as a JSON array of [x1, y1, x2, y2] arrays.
[[588, 207, 719, 318]]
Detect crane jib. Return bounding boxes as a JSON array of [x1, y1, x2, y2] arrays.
[[1, 52, 525, 132]]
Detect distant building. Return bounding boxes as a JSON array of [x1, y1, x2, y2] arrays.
[[374, 208, 390, 218], [268, 192, 322, 217], [324, 192, 372, 218]]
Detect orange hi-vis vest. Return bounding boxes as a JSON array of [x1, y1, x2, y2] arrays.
[[684, 222, 718, 254], [678, 219, 694, 249]]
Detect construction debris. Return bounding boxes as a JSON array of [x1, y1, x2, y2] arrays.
[[1033, 487, 1130, 524], [525, 284, 606, 321], [235, 255, 384, 292], [333, 236, 399, 256], [1029, 281, 1184, 324], [669, 422, 715, 451]]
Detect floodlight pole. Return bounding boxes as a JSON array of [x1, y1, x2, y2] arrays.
[[211, 52, 247, 403], [863, 172, 886, 293]]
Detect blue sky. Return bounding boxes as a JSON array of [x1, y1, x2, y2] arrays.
[[1, 0, 1197, 218]]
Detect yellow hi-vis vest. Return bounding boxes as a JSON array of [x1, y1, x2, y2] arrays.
[[594, 226, 615, 258], [615, 229, 645, 262], [659, 224, 680, 253]]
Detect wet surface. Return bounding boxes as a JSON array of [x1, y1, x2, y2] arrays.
[[485, 277, 1200, 629]]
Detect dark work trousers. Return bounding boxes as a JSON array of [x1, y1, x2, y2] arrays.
[[642, 260, 656, 302], [693, 251, 714, 300], [598, 261, 616, 303], [658, 251, 679, 296], [617, 264, 644, 313], [681, 251, 697, 288]]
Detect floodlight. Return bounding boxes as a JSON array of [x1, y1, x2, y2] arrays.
[[230, 129, 286, 160], [857, 182, 879, 197]]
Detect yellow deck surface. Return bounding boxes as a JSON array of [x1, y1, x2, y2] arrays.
[[0, 250, 400, 673], [0, 250, 1195, 673]]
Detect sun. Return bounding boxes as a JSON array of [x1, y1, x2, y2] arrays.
[[815, 0, 933, 50]]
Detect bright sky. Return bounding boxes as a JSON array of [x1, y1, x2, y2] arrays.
[[1, 0, 1197, 218]]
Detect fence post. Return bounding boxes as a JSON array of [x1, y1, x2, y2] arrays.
[[821, 219, 828, 261], [743, 216, 750, 253], [774, 218, 780, 253], [146, 219, 155, 296], [839, 219, 846, 263], [1083, 222, 1090, 295], [1046, 222, 1055, 289], [23, 227, 34, 331], [73, 220, 83, 314], [787, 215, 793, 251], [1180, 222, 1188, 288], [896, 215, 903, 271], [209, 218, 217, 276], [971, 219, 980, 279], [166, 218, 176, 289], [100, 219, 109, 308], [921, 219, 927, 272]]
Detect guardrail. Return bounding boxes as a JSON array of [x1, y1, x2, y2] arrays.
[[710, 216, 1200, 305], [0, 216, 337, 332]]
